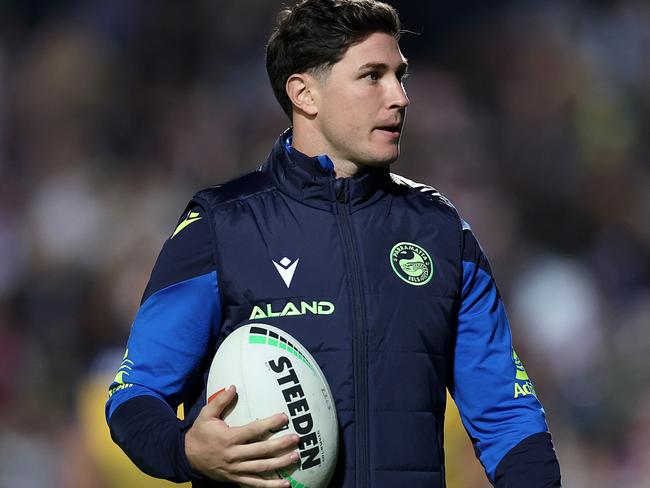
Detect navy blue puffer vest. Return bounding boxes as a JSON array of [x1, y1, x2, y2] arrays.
[[186, 131, 463, 488]]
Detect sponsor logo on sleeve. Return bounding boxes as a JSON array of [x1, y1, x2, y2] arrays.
[[108, 349, 135, 397], [512, 349, 537, 399]]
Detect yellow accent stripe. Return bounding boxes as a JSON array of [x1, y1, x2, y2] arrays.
[[113, 370, 129, 385], [172, 214, 203, 238]]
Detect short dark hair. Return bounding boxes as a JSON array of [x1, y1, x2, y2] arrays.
[[266, 0, 401, 120]]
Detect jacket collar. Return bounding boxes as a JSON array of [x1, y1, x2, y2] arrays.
[[261, 129, 392, 212]]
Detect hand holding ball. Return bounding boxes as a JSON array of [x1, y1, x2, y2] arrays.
[[205, 324, 338, 487]]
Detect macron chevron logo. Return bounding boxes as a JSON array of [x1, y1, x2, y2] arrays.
[[272, 257, 299, 288]]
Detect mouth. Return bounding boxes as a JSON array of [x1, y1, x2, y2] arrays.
[[375, 124, 402, 138]]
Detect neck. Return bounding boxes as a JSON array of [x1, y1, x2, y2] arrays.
[[291, 124, 361, 179]]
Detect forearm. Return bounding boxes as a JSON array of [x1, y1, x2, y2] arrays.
[[493, 432, 561, 488], [108, 395, 202, 482]]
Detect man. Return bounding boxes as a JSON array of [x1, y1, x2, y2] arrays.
[[106, 1, 562, 487]]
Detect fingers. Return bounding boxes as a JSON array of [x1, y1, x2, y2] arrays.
[[194, 392, 300, 486], [233, 474, 291, 488], [233, 433, 299, 462], [204, 385, 237, 419], [230, 412, 290, 444], [231, 450, 300, 475]]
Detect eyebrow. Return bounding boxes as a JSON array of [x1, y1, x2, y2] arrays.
[[357, 61, 409, 73]]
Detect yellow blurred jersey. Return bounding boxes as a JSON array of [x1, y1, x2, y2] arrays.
[[77, 369, 190, 488], [444, 392, 490, 488]]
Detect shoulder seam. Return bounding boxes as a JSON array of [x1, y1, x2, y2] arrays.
[[210, 186, 278, 209], [389, 173, 455, 209], [193, 170, 277, 209]]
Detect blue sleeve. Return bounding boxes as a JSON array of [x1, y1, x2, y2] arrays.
[[104, 204, 221, 481], [450, 221, 553, 482], [106, 204, 221, 419]]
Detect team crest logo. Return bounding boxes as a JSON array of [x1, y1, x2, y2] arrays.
[[390, 242, 434, 286]]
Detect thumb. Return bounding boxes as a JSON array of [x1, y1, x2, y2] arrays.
[[204, 385, 237, 419]]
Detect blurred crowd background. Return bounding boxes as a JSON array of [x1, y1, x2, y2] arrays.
[[0, 0, 648, 487]]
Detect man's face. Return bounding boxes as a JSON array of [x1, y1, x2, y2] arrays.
[[314, 32, 409, 168]]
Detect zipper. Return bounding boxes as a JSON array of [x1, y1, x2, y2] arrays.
[[334, 179, 369, 487]]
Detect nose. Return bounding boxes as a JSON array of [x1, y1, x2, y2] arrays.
[[388, 77, 410, 110]]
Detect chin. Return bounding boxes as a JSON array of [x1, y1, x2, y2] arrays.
[[374, 147, 400, 166], [362, 154, 398, 168], [350, 143, 400, 168]]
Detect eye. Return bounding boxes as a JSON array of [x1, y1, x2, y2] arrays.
[[363, 71, 380, 82]]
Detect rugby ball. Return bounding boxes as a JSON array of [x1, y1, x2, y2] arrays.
[[206, 323, 338, 487]]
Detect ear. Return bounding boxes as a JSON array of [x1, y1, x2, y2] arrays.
[[285, 73, 319, 117]]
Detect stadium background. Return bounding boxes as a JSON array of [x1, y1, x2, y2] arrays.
[[0, 0, 648, 486]]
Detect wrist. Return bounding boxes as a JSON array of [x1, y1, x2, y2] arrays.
[[180, 423, 207, 481]]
